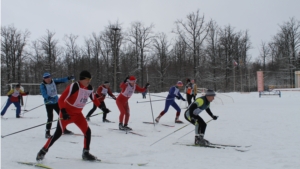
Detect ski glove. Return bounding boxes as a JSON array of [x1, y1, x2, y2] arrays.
[[212, 115, 218, 120], [181, 98, 186, 101], [112, 96, 117, 100], [123, 76, 129, 83], [68, 75, 75, 80], [25, 91, 29, 95], [175, 96, 180, 100], [144, 83, 150, 89], [61, 108, 70, 120]]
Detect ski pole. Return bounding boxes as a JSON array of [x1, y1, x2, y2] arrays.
[[22, 102, 49, 115], [149, 94, 166, 98], [148, 88, 155, 127], [150, 124, 190, 146], [1, 118, 63, 138], [177, 119, 214, 140], [137, 98, 174, 103], [24, 94, 29, 111]]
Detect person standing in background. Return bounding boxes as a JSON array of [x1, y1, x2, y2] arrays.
[[40, 72, 74, 138], [185, 78, 194, 106], [191, 79, 198, 102]]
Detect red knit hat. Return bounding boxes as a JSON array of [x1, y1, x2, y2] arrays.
[[128, 76, 136, 83]]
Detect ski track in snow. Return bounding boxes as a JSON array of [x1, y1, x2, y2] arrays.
[[1, 91, 300, 169]]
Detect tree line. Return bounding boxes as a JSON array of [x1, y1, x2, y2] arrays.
[[1, 10, 300, 95]]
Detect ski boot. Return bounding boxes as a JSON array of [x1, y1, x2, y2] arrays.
[[36, 148, 48, 161], [123, 124, 132, 131], [82, 149, 97, 161], [175, 117, 183, 123], [119, 123, 125, 130], [64, 129, 74, 135]]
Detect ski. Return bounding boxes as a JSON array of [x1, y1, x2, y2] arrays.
[[56, 156, 148, 166], [173, 142, 249, 152], [88, 122, 101, 126], [108, 128, 146, 137], [17, 161, 52, 169], [209, 142, 252, 148], [143, 121, 174, 127]]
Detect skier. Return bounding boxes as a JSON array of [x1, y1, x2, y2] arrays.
[[116, 76, 149, 130], [86, 81, 116, 122], [36, 70, 101, 161], [191, 79, 198, 102], [1, 84, 29, 118], [185, 78, 194, 106], [184, 89, 218, 146], [155, 81, 186, 123], [40, 72, 75, 138], [142, 90, 147, 99]]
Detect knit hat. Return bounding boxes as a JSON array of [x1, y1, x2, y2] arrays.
[[43, 72, 51, 79], [128, 76, 136, 83], [104, 81, 110, 85], [15, 84, 21, 88], [79, 70, 92, 80], [186, 78, 191, 83], [176, 81, 183, 86], [205, 89, 216, 96]]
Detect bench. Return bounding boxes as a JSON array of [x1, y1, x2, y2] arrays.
[[259, 90, 281, 98]]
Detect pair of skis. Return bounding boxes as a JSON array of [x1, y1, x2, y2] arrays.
[[109, 128, 146, 137], [173, 142, 251, 152], [17, 156, 148, 168], [143, 121, 175, 127]]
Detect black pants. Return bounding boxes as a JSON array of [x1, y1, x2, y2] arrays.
[[45, 103, 60, 131], [184, 110, 207, 135], [186, 94, 194, 105], [86, 101, 108, 120]]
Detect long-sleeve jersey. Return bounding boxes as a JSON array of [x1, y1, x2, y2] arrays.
[[117, 82, 146, 102], [40, 77, 69, 104], [96, 84, 115, 102], [188, 96, 214, 117], [166, 86, 184, 100], [7, 89, 27, 102], [58, 82, 100, 114]]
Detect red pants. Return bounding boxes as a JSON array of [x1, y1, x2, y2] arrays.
[[43, 110, 91, 150], [116, 95, 130, 125]]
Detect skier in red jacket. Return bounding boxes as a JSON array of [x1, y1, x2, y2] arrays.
[[86, 81, 116, 122], [36, 70, 101, 161], [116, 76, 149, 130]]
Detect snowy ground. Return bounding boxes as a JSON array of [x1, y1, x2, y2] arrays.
[[1, 91, 300, 169]]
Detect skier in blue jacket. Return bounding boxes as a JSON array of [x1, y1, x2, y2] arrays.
[[155, 81, 186, 123], [40, 72, 74, 138]]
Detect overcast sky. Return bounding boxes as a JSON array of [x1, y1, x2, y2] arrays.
[[1, 0, 299, 61]]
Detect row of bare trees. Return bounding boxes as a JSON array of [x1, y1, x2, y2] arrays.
[[1, 10, 300, 95]]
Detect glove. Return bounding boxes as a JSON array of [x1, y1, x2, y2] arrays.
[[212, 115, 218, 120], [47, 96, 55, 103], [182, 98, 186, 101], [61, 108, 70, 120], [175, 96, 180, 100], [25, 91, 29, 95], [144, 83, 150, 89], [112, 96, 117, 100], [8, 95, 12, 98], [68, 75, 75, 80], [123, 76, 129, 83]]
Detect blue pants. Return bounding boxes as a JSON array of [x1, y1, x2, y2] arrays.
[[1, 99, 21, 117], [163, 99, 181, 113]]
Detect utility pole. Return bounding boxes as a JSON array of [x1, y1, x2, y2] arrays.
[[111, 27, 121, 92]]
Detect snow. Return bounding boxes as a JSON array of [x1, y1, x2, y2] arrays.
[[1, 91, 300, 169]]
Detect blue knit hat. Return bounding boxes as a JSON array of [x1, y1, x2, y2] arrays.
[[43, 72, 51, 79]]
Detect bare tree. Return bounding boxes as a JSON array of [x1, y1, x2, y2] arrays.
[[1, 25, 30, 91], [126, 21, 154, 85], [174, 9, 211, 78]]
